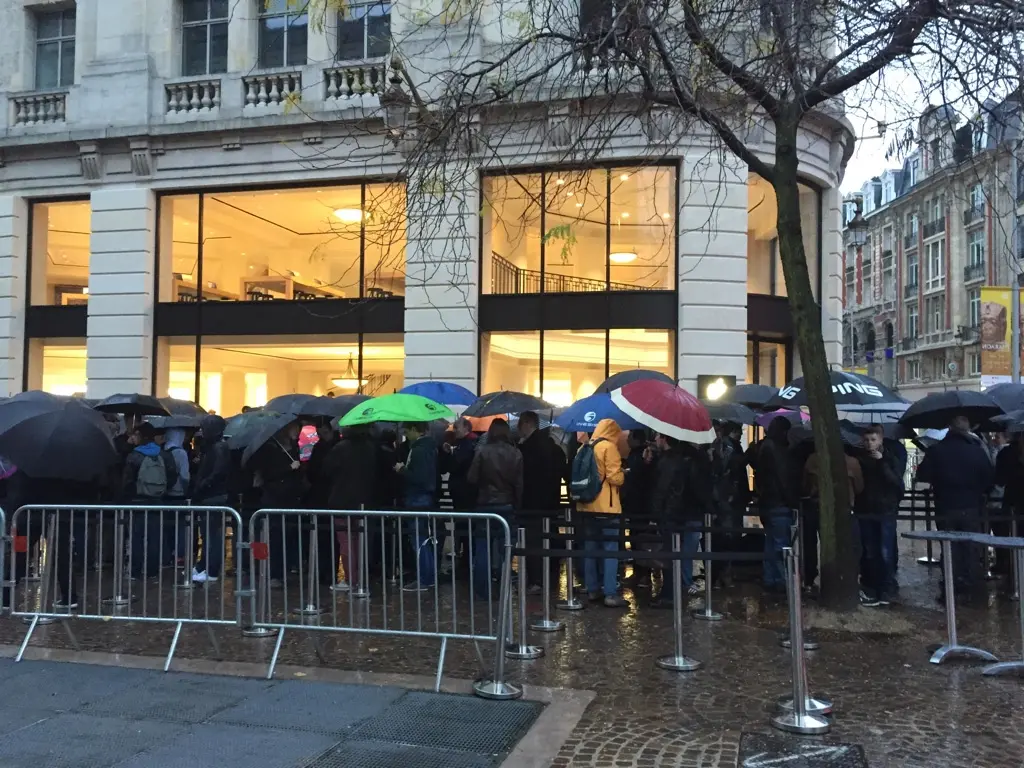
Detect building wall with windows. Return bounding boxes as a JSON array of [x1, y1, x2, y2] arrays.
[[0, 0, 849, 407]]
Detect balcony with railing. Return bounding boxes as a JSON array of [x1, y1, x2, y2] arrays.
[[904, 282, 919, 299], [903, 233, 918, 250], [963, 262, 986, 283], [923, 218, 945, 239], [490, 253, 659, 294], [242, 71, 302, 113], [9, 88, 68, 126], [963, 205, 985, 227], [901, 337, 917, 351]]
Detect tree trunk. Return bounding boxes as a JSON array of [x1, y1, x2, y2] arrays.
[[772, 120, 859, 611]]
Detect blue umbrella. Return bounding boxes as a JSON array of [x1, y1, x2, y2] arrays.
[[399, 381, 476, 407], [553, 393, 645, 432]]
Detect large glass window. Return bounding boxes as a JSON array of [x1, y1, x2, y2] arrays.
[[25, 339, 87, 396], [746, 175, 821, 299], [157, 183, 406, 302], [481, 329, 674, 405], [259, 0, 309, 68], [157, 333, 405, 415], [747, 338, 788, 388], [182, 0, 228, 76], [482, 166, 675, 294], [35, 8, 75, 89], [337, 1, 391, 61], [30, 200, 91, 307]]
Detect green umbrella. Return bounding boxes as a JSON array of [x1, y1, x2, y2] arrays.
[[337, 393, 455, 427]]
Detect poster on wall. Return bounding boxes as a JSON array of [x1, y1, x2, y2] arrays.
[[979, 286, 1022, 388]]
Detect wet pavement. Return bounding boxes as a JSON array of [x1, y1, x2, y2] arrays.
[[1, 533, 1022, 768]]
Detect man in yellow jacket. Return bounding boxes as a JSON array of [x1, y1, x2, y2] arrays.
[[578, 419, 628, 607]]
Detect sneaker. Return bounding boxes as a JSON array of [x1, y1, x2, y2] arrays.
[[53, 599, 79, 610], [687, 583, 702, 596], [207, 575, 219, 583], [330, 580, 350, 593], [192, 568, 208, 583], [587, 591, 604, 603], [526, 584, 543, 596], [603, 595, 629, 608], [403, 580, 432, 593], [859, 590, 881, 607]]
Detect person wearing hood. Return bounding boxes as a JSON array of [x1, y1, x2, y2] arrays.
[[395, 422, 439, 591], [576, 418, 627, 607], [755, 416, 797, 593], [323, 424, 379, 592], [190, 415, 232, 582], [122, 422, 179, 579]]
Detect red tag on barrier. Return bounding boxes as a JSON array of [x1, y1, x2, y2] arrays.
[[13, 536, 27, 554], [251, 542, 269, 561]]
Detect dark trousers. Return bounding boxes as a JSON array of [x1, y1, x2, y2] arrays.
[[801, 502, 821, 587], [937, 507, 983, 589], [857, 516, 885, 598], [130, 510, 165, 578]]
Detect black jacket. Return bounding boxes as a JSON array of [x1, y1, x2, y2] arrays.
[[650, 445, 687, 523], [855, 450, 904, 515], [325, 433, 379, 511], [402, 435, 437, 506], [754, 438, 796, 511], [440, 435, 477, 510], [711, 435, 750, 512], [995, 444, 1024, 512], [192, 415, 233, 505], [917, 431, 994, 515], [519, 430, 565, 512], [468, 440, 523, 508]]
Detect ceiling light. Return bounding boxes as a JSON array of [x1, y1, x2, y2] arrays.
[[609, 251, 638, 264], [555, 178, 565, 185], [331, 353, 367, 391], [575, 202, 583, 208], [334, 208, 366, 224], [566, 191, 574, 197], [620, 173, 630, 181], [81, 287, 89, 295], [662, 213, 671, 219], [620, 212, 630, 219]]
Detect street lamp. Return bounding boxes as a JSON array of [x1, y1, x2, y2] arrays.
[[379, 66, 412, 144], [845, 196, 869, 248]]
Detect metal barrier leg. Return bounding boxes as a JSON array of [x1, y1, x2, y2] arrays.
[[530, 517, 564, 632], [930, 540, 997, 664], [292, 520, 323, 617], [103, 510, 131, 607], [434, 636, 448, 692], [771, 547, 830, 735], [174, 512, 195, 590], [267, 627, 286, 680], [506, 527, 543, 660], [984, 549, 1024, 676], [1011, 519, 1020, 602], [556, 509, 583, 611], [164, 620, 183, 672], [351, 516, 370, 600], [693, 512, 722, 622], [474, 531, 523, 700], [243, 517, 278, 638], [15, 615, 39, 662], [656, 533, 701, 672], [24, 512, 57, 626]]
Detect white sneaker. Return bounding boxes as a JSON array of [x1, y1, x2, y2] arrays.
[[330, 580, 350, 593], [206, 575, 219, 583], [192, 568, 208, 583]]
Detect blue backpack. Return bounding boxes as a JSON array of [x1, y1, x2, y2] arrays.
[[570, 438, 606, 502]]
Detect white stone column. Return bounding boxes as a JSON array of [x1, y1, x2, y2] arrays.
[[86, 188, 156, 398], [678, 151, 749, 394], [0, 195, 28, 396], [403, 163, 480, 392], [821, 185, 844, 368]]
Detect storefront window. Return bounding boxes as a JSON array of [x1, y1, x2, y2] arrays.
[[608, 329, 674, 380], [156, 333, 404, 415], [30, 200, 91, 306], [25, 339, 87, 396], [747, 338, 789, 388], [157, 183, 406, 303], [482, 166, 675, 295], [747, 175, 820, 299], [481, 332, 541, 395], [541, 329, 606, 406]]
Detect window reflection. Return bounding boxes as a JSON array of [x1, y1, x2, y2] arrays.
[[31, 200, 91, 307], [26, 339, 87, 396], [747, 174, 820, 298]]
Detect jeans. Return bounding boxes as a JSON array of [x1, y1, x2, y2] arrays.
[[937, 507, 982, 589], [192, 511, 226, 579], [857, 516, 885, 598], [583, 516, 620, 597], [661, 521, 702, 601], [472, 505, 512, 599], [879, 514, 898, 595], [762, 508, 792, 589], [406, 508, 437, 586], [130, 510, 164, 578], [801, 501, 821, 587]]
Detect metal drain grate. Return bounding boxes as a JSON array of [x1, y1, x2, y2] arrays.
[[739, 732, 869, 768], [351, 692, 543, 755], [303, 740, 494, 768]]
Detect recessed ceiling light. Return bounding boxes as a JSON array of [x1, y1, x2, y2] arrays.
[[555, 178, 565, 185], [662, 213, 671, 219], [334, 208, 366, 223], [620, 212, 630, 218], [620, 173, 630, 181], [566, 191, 574, 197], [575, 202, 583, 208]]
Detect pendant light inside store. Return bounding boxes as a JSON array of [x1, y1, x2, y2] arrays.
[[332, 354, 367, 390], [609, 251, 638, 263], [334, 208, 368, 224]]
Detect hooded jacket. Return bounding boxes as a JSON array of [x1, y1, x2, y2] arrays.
[[577, 419, 624, 515], [468, 438, 523, 508], [163, 428, 191, 499], [191, 415, 232, 505], [325, 430, 378, 510]]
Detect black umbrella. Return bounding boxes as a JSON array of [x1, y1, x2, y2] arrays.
[[719, 383, 777, 409], [146, 414, 204, 430], [986, 408, 1024, 431], [225, 410, 295, 450], [596, 369, 674, 393], [981, 383, 1024, 413], [765, 371, 908, 422], [94, 393, 170, 417], [292, 394, 369, 420], [898, 390, 1003, 429], [462, 391, 554, 418], [788, 419, 863, 447], [702, 401, 757, 425], [158, 397, 207, 417], [0, 393, 118, 481], [240, 413, 301, 467], [264, 394, 317, 415]]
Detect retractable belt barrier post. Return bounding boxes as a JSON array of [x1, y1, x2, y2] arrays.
[[530, 515, 564, 633], [242, 515, 278, 639], [656, 532, 702, 672], [556, 508, 583, 612], [1012, 518, 1020, 602], [916, 489, 940, 566], [8, 504, 242, 671], [693, 511, 722, 622], [506, 526, 543, 660], [780, 507, 819, 652]]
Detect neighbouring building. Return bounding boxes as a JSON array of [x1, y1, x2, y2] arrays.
[[842, 101, 1024, 400], [0, 0, 849, 410]]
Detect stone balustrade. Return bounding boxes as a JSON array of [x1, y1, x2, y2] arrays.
[[11, 90, 67, 126], [323, 62, 387, 102], [243, 72, 301, 111], [166, 79, 221, 116]]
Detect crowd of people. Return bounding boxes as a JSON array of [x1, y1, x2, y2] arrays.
[[1, 403, 1020, 613]]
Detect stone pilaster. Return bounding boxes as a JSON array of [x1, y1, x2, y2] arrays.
[[0, 195, 27, 396]]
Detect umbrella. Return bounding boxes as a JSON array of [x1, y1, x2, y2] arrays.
[[0, 393, 118, 481], [756, 409, 808, 428], [596, 369, 674, 394], [338, 393, 456, 427], [146, 414, 204, 430], [765, 371, 909, 422], [702, 401, 757, 425], [290, 395, 369, 420], [982, 383, 1024, 413], [94, 393, 170, 417], [898, 390, 1003, 429], [788, 419, 864, 447], [720, 383, 778, 409], [609, 380, 714, 444], [462, 391, 553, 418], [265, 393, 318, 414], [226, 410, 296, 450], [158, 398, 207, 417], [554, 393, 645, 432], [986, 408, 1024, 431], [240, 412, 303, 466], [400, 381, 476, 407]]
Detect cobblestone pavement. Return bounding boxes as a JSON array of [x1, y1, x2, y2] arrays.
[[2, 534, 1022, 768]]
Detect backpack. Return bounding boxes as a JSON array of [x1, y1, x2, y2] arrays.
[[136, 452, 175, 498], [570, 438, 606, 502]]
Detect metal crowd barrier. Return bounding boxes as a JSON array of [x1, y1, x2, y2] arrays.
[[245, 508, 521, 700], [7, 504, 242, 670]]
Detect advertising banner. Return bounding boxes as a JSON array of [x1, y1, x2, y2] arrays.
[[979, 286, 1021, 388]]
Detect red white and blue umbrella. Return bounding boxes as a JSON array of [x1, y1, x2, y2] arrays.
[[610, 380, 714, 444]]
